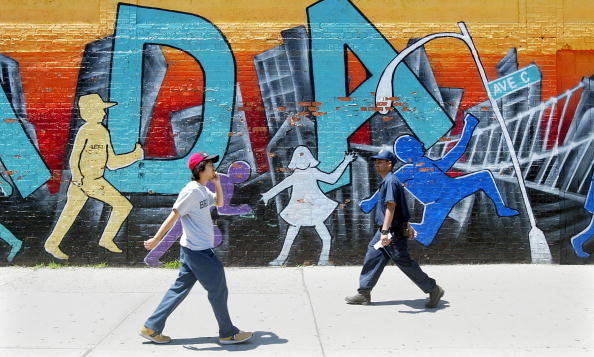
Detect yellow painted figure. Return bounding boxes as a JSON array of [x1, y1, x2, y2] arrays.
[[44, 93, 144, 260]]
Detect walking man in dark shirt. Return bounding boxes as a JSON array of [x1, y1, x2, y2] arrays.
[[345, 147, 444, 308]]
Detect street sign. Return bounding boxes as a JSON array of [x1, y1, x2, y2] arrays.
[[487, 64, 541, 100]]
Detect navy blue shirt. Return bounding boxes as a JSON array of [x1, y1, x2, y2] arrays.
[[374, 173, 411, 231]]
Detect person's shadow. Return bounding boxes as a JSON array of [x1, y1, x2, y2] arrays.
[[150, 331, 288, 351], [372, 298, 450, 313]]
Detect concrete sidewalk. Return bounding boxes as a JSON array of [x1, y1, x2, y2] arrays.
[[1, 265, 593, 356]]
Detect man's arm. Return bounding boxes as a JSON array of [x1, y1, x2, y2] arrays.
[[212, 172, 224, 208], [144, 210, 180, 250], [381, 201, 396, 246]]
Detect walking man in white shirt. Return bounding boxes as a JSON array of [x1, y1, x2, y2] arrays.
[[139, 152, 252, 345]]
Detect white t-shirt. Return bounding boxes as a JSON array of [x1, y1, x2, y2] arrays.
[[173, 181, 216, 250]]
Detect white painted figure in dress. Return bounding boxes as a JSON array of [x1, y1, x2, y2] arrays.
[[261, 146, 356, 266]]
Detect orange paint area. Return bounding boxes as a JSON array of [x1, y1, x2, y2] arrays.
[[428, 51, 561, 136], [235, 51, 269, 171], [144, 47, 204, 158], [4, 20, 593, 195], [346, 47, 371, 145], [6, 50, 82, 193], [554, 50, 594, 146]]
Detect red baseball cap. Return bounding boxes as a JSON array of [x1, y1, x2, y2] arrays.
[[188, 152, 219, 171]]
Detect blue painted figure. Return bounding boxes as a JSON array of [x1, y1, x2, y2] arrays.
[[362, 114, 519, 246], [571, 168, 594, 258], [0, 176, 22, 262]]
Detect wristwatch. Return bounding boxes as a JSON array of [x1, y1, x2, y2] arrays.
[[381, 229, 389, 235]]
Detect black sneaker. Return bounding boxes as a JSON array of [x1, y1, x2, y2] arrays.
[[345, 292, 371, 305], [425, 285, 444, 308]]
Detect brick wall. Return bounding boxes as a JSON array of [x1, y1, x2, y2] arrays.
[[0, 0, 592, 266]]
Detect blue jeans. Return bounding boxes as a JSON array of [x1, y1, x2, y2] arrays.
[[145, 247, 239, 338], [358, 229, 436, 294]]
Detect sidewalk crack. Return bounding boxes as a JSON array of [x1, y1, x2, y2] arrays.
[[300, 267, 326, 357], [81, 293, 154, 357]]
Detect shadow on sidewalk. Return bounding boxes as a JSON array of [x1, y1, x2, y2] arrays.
[[163, 331, 288, 351], [372, 298, 450, 313]]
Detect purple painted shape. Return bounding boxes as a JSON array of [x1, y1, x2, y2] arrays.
[[144, 220, 223, 267], [207, 161, 252, 215], [213, 224, 223, 247], [144, 219, 183, 267], [143, 161, 252, 266]]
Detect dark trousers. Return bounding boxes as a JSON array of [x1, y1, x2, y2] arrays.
[[358, 229, 436, 294], [145, 247, 239, 338]]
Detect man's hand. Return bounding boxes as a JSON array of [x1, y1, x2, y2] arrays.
[[144, 237, 159, 251], [211, 171, 221, 184], [407, 223, 418, 240], [381, 233, 391, 247]]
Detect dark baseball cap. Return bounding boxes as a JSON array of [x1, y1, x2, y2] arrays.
[[370, 148, 397, 163]]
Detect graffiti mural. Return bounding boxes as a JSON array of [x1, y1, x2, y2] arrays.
[[378, 114, 518, 247], [571, 170, 594, 258], [0, 0, 593, 265], [44, 94, 144, 260], [0, 222, 21, 263], [261, 147, 355, 265]]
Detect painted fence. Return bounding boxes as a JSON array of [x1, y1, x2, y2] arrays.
[[0, 0, 593, 265]]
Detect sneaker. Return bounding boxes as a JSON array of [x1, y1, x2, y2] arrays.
[[345, 292, 371, 305], [139, 327, 171, 344], [219, 331, 253, 345], [425, 285, 444, 308]]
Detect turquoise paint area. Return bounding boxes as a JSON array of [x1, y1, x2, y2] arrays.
[[0, 89, 49, 198], [106, 4, 235, 194], [308, 0, 453, 192], [0, 175, 13, 197]]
